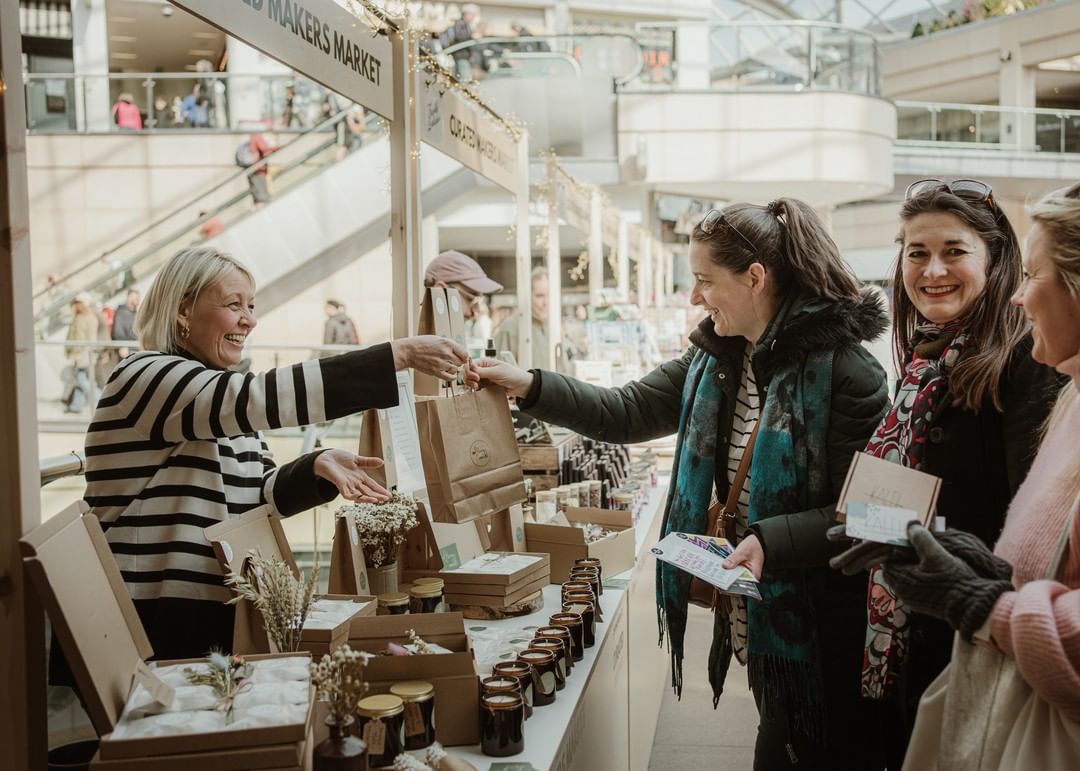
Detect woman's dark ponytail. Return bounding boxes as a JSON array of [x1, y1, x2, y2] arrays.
[[771, 197, 862, 302]]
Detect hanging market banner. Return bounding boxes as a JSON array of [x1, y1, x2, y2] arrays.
[[420, 75, 520, 193], [559, 178, 592, 234], [169, 0, 394, 120], [602, 209, 620, 250]]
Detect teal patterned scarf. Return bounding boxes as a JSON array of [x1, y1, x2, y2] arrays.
[[657, 346, 833, 737]]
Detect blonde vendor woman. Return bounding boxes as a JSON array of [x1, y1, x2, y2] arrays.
[[58, 245, 475, 669]]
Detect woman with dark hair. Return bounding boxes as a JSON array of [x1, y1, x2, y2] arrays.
[[832, 178, 1065, 768], [477, 197, 890, 769]]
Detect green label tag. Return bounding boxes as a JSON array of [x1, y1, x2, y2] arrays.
[[440, 543, 462, 570], [515, 526, 525, 543]]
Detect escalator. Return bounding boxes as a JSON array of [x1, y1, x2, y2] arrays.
[[33, 110, 476, 337]]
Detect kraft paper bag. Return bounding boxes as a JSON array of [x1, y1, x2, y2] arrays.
[[356, 409, 399, 489], [328, 511, 371, 595], [415, 385, 527, 524], [415, 287, 453, 397]]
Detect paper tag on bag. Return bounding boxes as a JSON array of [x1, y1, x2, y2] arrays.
[[133, 660, 175, 710], [403, 701, 426, 737], [363, 718, 386, 756], [845, 502, 920, 545]]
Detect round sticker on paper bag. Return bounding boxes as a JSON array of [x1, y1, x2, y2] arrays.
[[469, 440, 491, 467]]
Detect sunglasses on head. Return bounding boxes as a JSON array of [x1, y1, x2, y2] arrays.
[[700, 208, 756, 253], [905, 178, 995, 207]]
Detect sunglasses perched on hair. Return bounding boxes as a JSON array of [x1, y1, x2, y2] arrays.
[[700, 208, 756, 253], [905, 178, 995, 206]]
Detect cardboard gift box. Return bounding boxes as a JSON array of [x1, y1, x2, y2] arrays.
[[433, 518, 550, 604], [525, 507, 637, 584], [204, 506, 375, 656], [836, 452, 942, 525], [345, 612, 480, 746], [20, 502, 312, 766]]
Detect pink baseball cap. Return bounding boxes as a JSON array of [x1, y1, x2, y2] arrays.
[[425, 250, 503, 294]]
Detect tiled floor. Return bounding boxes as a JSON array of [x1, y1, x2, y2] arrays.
[[649, 606, 759, 770]]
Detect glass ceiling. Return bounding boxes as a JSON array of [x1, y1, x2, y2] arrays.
[[712, 0, 966, 38]]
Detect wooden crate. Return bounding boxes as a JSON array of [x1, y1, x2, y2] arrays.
[[518, 430, 582, 474]]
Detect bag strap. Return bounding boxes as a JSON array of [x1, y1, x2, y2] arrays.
[[1046, 489, 1080, 581], [718, 419, 761, 542]]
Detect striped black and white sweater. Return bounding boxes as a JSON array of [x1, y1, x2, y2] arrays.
[[83, 344, 398, 605]]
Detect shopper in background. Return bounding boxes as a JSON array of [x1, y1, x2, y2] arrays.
[[424, 249, 504, 320], [67, 246, 474, 664], [835, 182, 1080, 769], [493, 266, 564, 369], [323, 298, 361, 348], [111, 289, 139, 359], [477, 197, 890, 770], [245, 132, 277, 209], [441, 4, 479, 80], [831, 178, 1063, 769], [111, 92, 142, 131], [62, 293, 101, 414]]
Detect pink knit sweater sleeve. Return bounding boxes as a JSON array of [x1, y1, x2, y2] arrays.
[[991, 579, 1080, 721]]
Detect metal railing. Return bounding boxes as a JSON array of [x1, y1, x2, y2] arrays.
[[439, 33, 645, 85], [895, 100, 1080, 154], [40, 451, 85, 487], [33, 108, 385, 337], [627, 21, 881, 96], [23, 70, 352, 134]]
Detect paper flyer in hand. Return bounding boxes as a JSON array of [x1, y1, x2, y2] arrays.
[[651, 532, 761, 600]]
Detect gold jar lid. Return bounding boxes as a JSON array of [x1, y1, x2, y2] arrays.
[[517, 648, 556, 665], [482, 692, 523, 711], [377, 592, 409, 606], [413, 577, 443, 586], [409, 581, 443, 598], [356, 694, 404, 718], [389, 680, 434, 702]]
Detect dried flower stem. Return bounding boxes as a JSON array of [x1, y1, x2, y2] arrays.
[[225, 553, 319, 653]]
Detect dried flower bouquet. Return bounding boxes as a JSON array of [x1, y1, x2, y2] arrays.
[[336, 493, 419, 568], [226, 553, 319, 653]]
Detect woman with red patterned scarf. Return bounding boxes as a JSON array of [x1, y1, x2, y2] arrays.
[[834, 179, 1066, 768]]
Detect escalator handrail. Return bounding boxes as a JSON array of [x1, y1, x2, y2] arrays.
[[440, 33, 645, 85]]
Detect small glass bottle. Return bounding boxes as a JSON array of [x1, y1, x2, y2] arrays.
[[389, 680, 435, 751], [354, 694, 405, 768], [480, 692, 525, 757], [377, 592, 410, 616], [535, 491, 557, 522], [611, 492, 634, 512], [534, 625, 575, 674], [492, 661, 533, 719], [587, 480, 603, 509], [554, 486, 570, 514], [516, 649, 558, 707], [562, 595, 597, 647], [548, 612, 585, 661], [529, 637, 568, 689], [408, 579, 444, 614]]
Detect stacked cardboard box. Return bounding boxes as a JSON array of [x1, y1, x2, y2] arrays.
[[525, 507, 637, 583]]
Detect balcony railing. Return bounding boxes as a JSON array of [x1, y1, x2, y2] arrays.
[[627, 21, 882, 96], [23, 70, 353, 134], [439, 33, 645, 85], [896, 100, 1080, 154]]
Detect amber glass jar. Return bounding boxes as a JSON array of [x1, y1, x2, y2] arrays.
[[535, 626, 575, 674], [516, 649, 558, 707], [480, 693, 525, 757], [408, 579, 444, 614], [573, 557, 604, 593], [481, 676, 522, 697], [492, 661, 533, 719], [560, 580, 591, 604], [389, 680, 435, 751], [547, 613, 585, 660], [376, 592, 409, 616], [355, 694, 404, 768], [569, 568, 603, 613], [563, 593, 597, 646], [529, 637, 568, 689]]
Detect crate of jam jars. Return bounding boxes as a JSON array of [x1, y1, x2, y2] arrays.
[[346, 612, 481, 746]]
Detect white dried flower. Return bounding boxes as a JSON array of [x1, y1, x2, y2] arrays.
[[335, 493, 419, 568]]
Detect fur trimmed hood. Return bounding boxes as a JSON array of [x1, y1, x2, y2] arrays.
[[689, 287, 889, 373]]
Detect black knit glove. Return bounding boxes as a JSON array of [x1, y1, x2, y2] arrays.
[[883, 522, 1013, 642], [827, 525, 914, 575]]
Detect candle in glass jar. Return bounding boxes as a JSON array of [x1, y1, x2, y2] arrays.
[[389, 680, 435, 751], [535, 626, 575, 673], [516, 649, 558, 707], [355, 694, 405, 768], [480, 693, 525, 757], [492, 661, 533, 719], [548, 612, 585, 661], [529, 637, 568, 689], [562, 596, 597, 647]]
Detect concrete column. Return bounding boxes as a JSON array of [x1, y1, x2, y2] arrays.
[[71, 0, 110, 131], [0, 3, 47, 767], [675, 24, 710, 90], [226, 38, 289, 129], [999, 53, 1036, 150], [546, 157, 562, 371], [390, 26, 423, 341]]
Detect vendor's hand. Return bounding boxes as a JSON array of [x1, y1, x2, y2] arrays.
[[883, 522, 1013, 642], [391, 335, 468, 382], [313, 449, 390, 503], [474, 358, 534, 399], [722, 533, 765, 580]]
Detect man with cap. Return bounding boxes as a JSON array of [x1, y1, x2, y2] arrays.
[[493, 265, 567, 371], [424, 250, 503, 321]]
